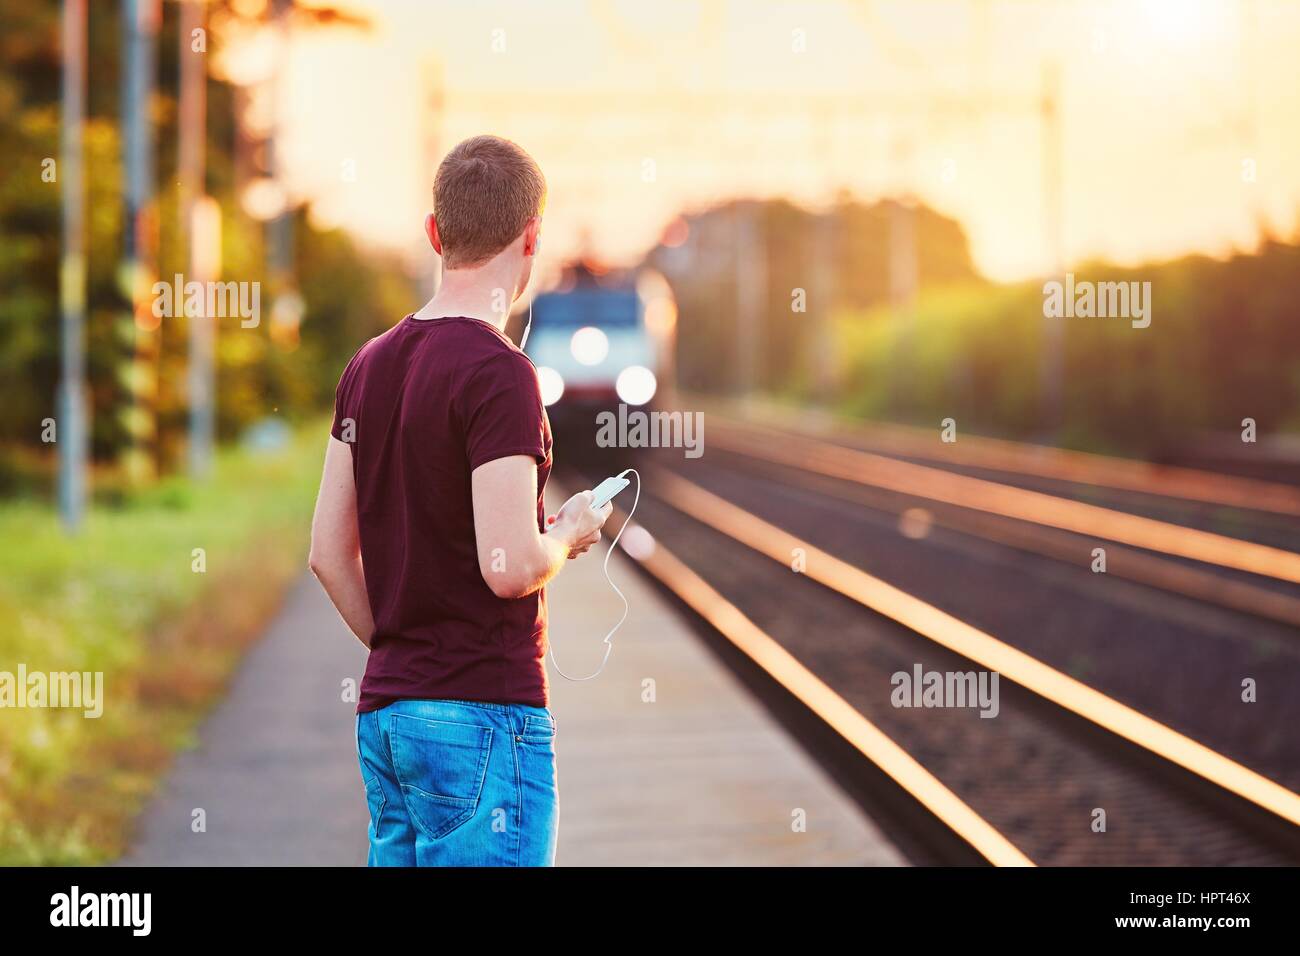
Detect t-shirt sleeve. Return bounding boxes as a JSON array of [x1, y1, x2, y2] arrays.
[[459, 351, 548, 471], [330, 346, 365, 443]]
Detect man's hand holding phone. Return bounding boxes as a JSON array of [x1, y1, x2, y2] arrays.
[[546, 490, 612, 559]]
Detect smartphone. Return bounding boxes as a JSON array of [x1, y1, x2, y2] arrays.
[[589, 475, 631, 509]]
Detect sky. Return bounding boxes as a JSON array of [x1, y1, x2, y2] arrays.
[[219, 0, 1300, 283]]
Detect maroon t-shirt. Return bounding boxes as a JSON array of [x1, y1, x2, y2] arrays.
[[331, 315, 553, 713]]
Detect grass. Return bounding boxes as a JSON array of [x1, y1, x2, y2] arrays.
[[0, 423, 325, 864]]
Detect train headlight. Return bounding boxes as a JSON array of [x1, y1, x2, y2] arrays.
[[536, 366, 565, 406], [570, 326, 609, 366], [615, 366, 657, 406]]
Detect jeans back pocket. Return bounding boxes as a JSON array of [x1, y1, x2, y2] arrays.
[[389, 714, 493, 840]]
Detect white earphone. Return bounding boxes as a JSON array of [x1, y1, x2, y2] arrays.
[[548, 468, 641, 681]]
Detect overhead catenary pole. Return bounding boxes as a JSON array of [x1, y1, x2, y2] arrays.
[[177, 0, 205, 241], [1040, 61, 1065, 435], [180, 0, 215, 478], [888, 194, 918, 417], [733, 201, 765, 401], [58, 0, 88, 532], [421, 58, 445, 300], [267, 0, 302, 345], [809, 107, 838, 406], [119, 0, 161, 484], [810, 206, 837, 405]]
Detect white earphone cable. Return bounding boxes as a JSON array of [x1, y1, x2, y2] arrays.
[[548, 468, 640, 681], [519, 298, 533, 351]]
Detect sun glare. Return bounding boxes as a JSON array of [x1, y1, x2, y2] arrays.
[[1137, 0, 1229, 47]]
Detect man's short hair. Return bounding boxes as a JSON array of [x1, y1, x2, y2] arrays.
[[433, 135, 546, 269]]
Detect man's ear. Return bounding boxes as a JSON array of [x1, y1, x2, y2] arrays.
[[523, 216, 541, 257], [426, 214, 443, 256]]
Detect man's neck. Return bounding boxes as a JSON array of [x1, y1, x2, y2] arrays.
[[413, 261, 519, 330]]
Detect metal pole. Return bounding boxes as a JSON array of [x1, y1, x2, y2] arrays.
[[58, 0, 88, 532], [178, 0, 204, 240], [1041, 61, 1065, 435], [422, 59, 445, 300], [810, 109, 838, 407], [269, 0, 290, 284], [734, 202, 765, 400], [268, 0, 302, 342], [809, 207, 837, 405], [180, 0, 214, 478], [889, 196, 918, 415], [120, 0, 160, 484]]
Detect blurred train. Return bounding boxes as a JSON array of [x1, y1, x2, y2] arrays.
[[521, 264, 676, 416]]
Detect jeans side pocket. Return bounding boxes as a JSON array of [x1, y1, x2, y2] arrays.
[[356, 714, 387, 824], [519, 713, 557, 744], [511, 712, 559, 866], [362, 773, 386, 826]]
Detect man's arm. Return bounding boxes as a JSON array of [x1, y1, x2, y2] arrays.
[[472, 455, 611, 600], [309, 436, 376, 647]]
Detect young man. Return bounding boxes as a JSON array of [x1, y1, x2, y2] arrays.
[[309, 135, 612, 866]]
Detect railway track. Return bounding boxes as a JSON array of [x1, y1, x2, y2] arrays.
[[556, 413, 1300, 865], [694, 398, 1300, 520]]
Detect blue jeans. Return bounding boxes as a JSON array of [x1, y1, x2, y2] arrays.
[[355, 698, 559, 866]]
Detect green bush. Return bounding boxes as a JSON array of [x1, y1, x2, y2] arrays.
[[834, 241, 1300, 456]]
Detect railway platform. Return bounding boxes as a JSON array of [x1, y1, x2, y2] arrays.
[[543, 481, 905, 866], [120, 482, 902, 866]]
